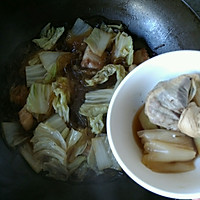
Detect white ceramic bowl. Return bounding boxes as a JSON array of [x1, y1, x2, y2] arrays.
[[107, 50, 200, 199]]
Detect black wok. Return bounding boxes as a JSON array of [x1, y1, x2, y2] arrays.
[[0, 0, 200, 199]]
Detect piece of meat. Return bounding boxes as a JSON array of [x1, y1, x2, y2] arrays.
[[10, 85, 29, 106], [145, 75, 195, 130], [178, 102, 200, 138], [19, 106, 34, 131], [133, 48, 149, 65], [128, 64, 137, 72]]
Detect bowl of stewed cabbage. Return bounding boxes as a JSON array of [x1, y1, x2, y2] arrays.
[[107, 50, 200, 199]]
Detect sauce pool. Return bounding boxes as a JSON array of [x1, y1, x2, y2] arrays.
[[132, 105, 144, 150]]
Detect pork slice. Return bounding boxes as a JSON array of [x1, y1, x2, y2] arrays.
[[145, 75, 193, 130]]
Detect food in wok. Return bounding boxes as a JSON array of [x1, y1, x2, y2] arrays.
[[2, 17, 149, 181]]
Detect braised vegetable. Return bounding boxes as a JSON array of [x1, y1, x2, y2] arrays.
[[4, 17, 150, 181], [26, 83, 53, 115], [33, 23, 65, 50], [136, 74, 200, 173], [112, 32, 134, 65], [52, 77, 71, 122]]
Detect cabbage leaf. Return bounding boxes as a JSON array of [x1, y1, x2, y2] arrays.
[[28, 54, 41, 66], [19, 142, 42, 173], [85, 88, 114, 104], [79, 103, 108, 134], [66, 128, 82, 149], [66, 18, 92, 47], [42, 158, 68, 181], [67, 156, 86, 174], [39, 51, 66, 82], [44, 114, 67, 133], [26, 51, 67, 86], [107, 24, 124, 31], [80, 88, 114, 134], [100, 23, 123, 34], [79, 103, 108, 118], [25, 64, 47, 87], [70, 18, 92, 36], [87, 143, 99, 173], [85, 64, 126, 90], [33, 137, 66, 158], [33, 23, 64, 50], [2, 122, 30, 148], [26, 83, 52, 114], [84, 28, 112, 57], [90, 135, 121, 171], [61, 127, 70, 140], [52, 77, 71, 122], [80, 88, 113, 117], [100, 22, 115, 33], [30, 123, 68, 180], [89, 114, 104, 134], [112, 32, 134, 65], [32, 123, 67, 150], [39, 51, 65, 71], [81, 46, 106, 69]]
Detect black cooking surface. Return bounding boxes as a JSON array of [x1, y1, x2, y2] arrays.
[[0, 0, 200, 199]]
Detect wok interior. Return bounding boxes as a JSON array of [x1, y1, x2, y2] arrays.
[[0, 0, 200, 199]]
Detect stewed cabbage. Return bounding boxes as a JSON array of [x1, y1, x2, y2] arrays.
[[3, 17, 150, 181]]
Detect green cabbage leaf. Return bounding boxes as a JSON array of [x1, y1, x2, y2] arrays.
[[70, 18, 92, 36], [44, 114, 67, 133], [25, 64, 47, 87], [26, 83, 52, 114], [33, 23, 64, 50], [30, 123, 68, 180], [89, 114, 104, 134], [2, 122, 30, 148], [85, 64, 126, 90], [66, 128, 82, 149], [39, 51, 66, 82], [112, 32, 134, 65], [88, 135, 121, 171], [79, 103, 108, 118], [52, 77, 71, 122], [84, 28, 112, 57], [79, 89, 114, 134]]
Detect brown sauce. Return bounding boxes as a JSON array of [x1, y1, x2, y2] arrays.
[[132, 105, 144, 150]]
